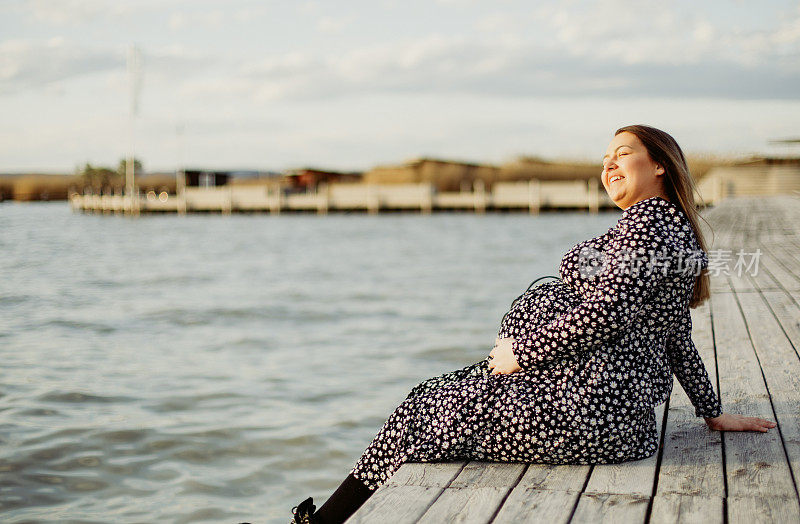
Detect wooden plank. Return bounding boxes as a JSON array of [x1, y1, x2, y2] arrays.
[[765, 233, 800, 262], [710, 275, 732, 294], [728, 251, 758, 292], [417, 487, 510, 523], [768, 242, 800, 282], [760, 247, 800, 292], [347, 462, 465, 523], [515, 463, 591, 491], [386, 461, 466, 487], [422, 461, 526, 522], [493, 489, 580, 523], [417, 462, 525, 524], [711, 289, 797, 502], [741, 200, 784, 299], [705, 201, 742, 295], [448, 461, 526, 488], [492, 461, 590, 523], [649, 494, 724, 524], [568, 404, 666, 523], [582, 404, 666, 497], [655, 302, 725, 499], [728, 495, 800, 524], [737, 291, 800, 505], [748, 258, 782, 291], [766, 200, 800, 267], [570, 493, 650, 522], [761, 290, 800, 359], [729, 275, 757, 293], [346, 485, 443, 524], [728, 202, 756, 292]]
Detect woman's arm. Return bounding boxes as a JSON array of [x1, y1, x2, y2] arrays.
[[665, 306, 722, 418], [666, 303, 776, 432], [510, 204, 670, 370]]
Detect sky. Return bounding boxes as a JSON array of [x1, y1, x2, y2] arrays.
[[1, 0, 799, 173]]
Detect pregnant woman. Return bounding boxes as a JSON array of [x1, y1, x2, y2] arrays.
[[290, 124, 776, 524]]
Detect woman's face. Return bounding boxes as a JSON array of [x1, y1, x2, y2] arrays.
[[601, 131, 667, 210]]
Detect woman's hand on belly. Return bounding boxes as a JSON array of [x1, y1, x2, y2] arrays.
[[488, 337, 522, 375]]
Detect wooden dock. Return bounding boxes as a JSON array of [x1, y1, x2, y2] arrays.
[[348, 195, 800, 523], [68, 181, 615, 215]]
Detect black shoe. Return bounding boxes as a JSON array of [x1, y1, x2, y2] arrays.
[[291, 497, 317, 523]]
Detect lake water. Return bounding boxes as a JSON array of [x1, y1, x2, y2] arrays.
[[0, 202, 620, 523]]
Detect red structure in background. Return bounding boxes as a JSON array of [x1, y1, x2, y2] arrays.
[[283, 168, 362, 192]]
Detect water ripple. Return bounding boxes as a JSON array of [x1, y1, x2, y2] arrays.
[[36, 392, 133, 404]]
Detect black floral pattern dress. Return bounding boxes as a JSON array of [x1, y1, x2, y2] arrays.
[[350, 196, 723, 491]]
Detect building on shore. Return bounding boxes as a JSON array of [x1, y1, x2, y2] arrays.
[[20, 152, 800, 207], [364, 158, 500, 192], [282, 168, 363, 192], [363, 156, 608, 191], [498, 156, 600, 183], [183, 170, 230, 188], [696, 156, 800, 204], [0, 173, 78, 201]]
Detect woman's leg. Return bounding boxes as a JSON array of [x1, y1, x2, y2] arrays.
[[312, 360, 493, 522], [351, 367, 494, 491], [314, 473, 374, 524], [406, 358, 489, 399]]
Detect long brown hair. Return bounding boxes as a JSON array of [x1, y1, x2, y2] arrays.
[[614, 124, 711, 308]]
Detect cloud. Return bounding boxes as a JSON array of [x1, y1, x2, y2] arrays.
[[164, 0, 800, 103], [168, 9, 226, 31], [176, 26, 800, 103], [0, 38, 217, 94], [316, 15, 354, 34], [27, 0, 117, 24], [144, 46, 218, 80], [23, 0, 150, 25], [0, 37, 122, 93], [6, 0, 799, 102], [539, 0, 800, 71]]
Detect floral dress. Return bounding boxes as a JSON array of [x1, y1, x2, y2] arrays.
[[351, 196, 723, 491]]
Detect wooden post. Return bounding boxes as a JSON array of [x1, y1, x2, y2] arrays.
[[269, 186, 282, 215], [178, 191, 187, 214], [223, 186, 233, 215], [317, 183, 329, 215], [588, 177, 599, 214], [133, 187, 141, 216], [420, 183, 433, 214], [177, 169, 187, 215], [474, 179, 486, 214], [528, 179, 541, 215], [367, 185, 380, 214]]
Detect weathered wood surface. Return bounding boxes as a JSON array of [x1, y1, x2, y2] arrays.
[[347, 195, 800, 523]]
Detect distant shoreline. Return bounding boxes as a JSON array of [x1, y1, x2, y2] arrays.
[[1, 152, 788, 202]]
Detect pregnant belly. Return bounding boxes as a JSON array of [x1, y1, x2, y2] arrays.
[[499, 280, 580, 336]]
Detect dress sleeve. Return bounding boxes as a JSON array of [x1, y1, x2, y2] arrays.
[[666, 306, 723, 418], [511, 202, 671, 369]]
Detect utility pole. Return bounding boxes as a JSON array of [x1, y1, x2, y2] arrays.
[[127, 44, 143, 215], [176, 121, 187, 214]]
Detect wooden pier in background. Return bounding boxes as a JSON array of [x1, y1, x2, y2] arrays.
[[68, 180, 612, 215], [348, 195, 800, 523]]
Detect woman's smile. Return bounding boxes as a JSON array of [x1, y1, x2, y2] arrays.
[[601, 131, 667, 209]]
